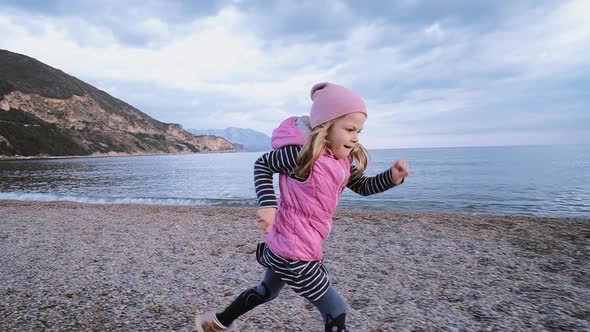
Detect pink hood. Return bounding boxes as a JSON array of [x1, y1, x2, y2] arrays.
[[271, 116, 312, 149]]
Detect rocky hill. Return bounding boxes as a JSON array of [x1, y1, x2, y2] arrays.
[[0, 49, 236, 158], [188, 127, 270, 152]]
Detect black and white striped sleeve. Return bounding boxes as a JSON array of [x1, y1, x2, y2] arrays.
[[347, 166, 398, 196], [254, 145, 302, 208]]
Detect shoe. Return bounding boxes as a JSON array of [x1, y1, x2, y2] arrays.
[[195, 311, 239, 332]]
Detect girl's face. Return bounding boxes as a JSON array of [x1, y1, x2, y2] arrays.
[[326, 112, 366, 159]]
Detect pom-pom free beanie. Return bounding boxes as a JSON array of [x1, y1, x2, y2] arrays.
[[309, 82, 367, 128]]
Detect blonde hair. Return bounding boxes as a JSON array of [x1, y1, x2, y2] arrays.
[[295, 119, 369, 180]]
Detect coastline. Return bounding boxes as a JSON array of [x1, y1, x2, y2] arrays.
[[0, 149, 241, 161], [1, 200, 589, 331]]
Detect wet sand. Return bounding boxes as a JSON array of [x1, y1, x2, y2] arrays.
[[1, 200, 589, 331]]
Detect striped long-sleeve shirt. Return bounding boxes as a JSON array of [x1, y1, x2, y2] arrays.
[[254, 145, 397, 208]]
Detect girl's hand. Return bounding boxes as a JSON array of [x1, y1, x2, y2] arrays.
[[256, 207, 276, 233], [391, 160, 410, 185]]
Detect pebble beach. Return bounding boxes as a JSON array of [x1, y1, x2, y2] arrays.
[[1, 200, 589, 331]]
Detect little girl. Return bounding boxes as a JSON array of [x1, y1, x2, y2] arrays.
[[196, 82, 410, 332]]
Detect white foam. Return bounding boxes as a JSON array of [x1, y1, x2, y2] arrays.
[[0, 192, 214, 206]]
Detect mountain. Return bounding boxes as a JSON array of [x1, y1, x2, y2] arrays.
[[0, 49, 236, 158], [188, 127, 271, 152]]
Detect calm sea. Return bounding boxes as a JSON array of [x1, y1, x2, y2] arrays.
[[1, 145, 588, 218]]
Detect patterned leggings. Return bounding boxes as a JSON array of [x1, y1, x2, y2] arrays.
[[217, 268, 348, 331]]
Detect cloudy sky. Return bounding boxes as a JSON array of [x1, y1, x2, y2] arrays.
[[1, 0, 589, 148]]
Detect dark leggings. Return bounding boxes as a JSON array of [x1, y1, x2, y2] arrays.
[[217, 268, 348, 331]]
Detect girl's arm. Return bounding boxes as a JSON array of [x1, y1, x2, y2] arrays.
[[347, 166, 399, 196], [253, 145, 302, 208]]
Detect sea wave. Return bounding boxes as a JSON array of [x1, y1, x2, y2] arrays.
[[0, 192, 257, 207]]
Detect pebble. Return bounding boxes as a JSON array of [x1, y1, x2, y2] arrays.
[[1, 200, 589, 331]]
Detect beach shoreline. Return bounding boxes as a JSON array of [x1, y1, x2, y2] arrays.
[[0, 149, 241, 161], [1, 200, 589, 331]]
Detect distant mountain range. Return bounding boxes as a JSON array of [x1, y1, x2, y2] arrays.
[[188, 127, 270, 152], [0, 49, 237, 158]]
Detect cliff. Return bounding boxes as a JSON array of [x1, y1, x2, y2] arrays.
[[0, 49, 236, 158]]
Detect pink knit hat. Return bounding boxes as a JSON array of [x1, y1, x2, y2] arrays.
[[309, 82, 367, 128]]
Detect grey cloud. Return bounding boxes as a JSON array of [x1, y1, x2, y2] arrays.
[[347, 0, 559, 33], [0, 0, 227, 47], [0, 0, 223, 21], [231, 0, 559, 44]]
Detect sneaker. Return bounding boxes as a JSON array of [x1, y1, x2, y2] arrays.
[[195, 311, 239, 332]]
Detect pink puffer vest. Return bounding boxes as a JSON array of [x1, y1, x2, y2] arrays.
[[266, 116, 351, 261]]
